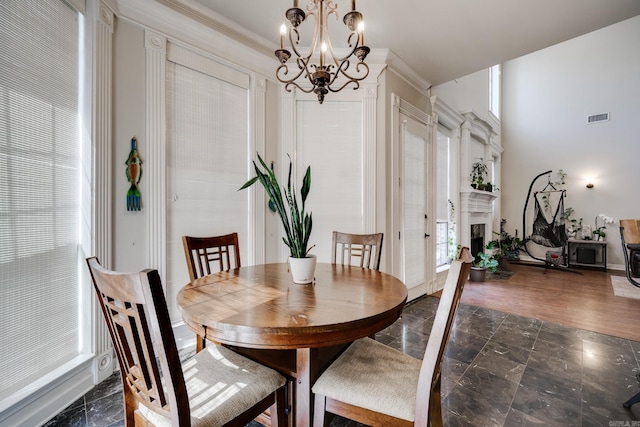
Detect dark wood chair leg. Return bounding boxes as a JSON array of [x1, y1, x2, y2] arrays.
[[275, 386, 288, 427], [313, 394, 327, 427]]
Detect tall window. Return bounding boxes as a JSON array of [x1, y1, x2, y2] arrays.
[[0, 0, 87, 402], [489, 64, 501, 119], [436, 129, 451, 267]]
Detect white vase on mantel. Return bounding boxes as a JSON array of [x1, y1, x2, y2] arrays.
[[289, 255, 317, 284]]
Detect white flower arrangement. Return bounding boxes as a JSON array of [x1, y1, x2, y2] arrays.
[[593, 214, 616, 240]]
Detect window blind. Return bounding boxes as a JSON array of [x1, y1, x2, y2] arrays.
[[0, 0, 81, 400], [402, 125, 426, 288], [436, 131, 450, 222], [295, 100, 363, 263], [436, 131, 451, 266], [165, 58, 249, 321]]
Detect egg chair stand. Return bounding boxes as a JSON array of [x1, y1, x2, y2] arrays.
[[520, 170, 581, 275]]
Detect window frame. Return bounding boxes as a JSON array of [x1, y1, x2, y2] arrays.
[[489, 64, 501, 120]]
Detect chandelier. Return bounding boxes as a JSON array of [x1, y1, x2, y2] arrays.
[[275, 0, 370, 104]]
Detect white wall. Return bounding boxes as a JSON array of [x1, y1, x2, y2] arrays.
[[501, 15, 640, 269], [113, 19, 147, 273], [432, 69, 491, 117]]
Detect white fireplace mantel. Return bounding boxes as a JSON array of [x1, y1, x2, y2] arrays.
[[461, 189, 497, 214], [460, 189, 498, 250]]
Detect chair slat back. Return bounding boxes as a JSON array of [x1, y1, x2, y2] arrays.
[[332, 231, 384, 270], [414, 247, 472, 427], [620, 219, 640, 245], [182, 233, 241, 281], [86, 257, 190, 426]]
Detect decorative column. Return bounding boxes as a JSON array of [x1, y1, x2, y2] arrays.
[[144, 30, 167, 282], [250, 76, 267, 265], [92, 0, 115, 383], [491, 134, 503, 234], [459, 120, 472, 248], [362, 83, 377, 232]]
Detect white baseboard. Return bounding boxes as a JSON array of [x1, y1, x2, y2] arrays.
[[406, 284, 427, 302], [0, 322, 194, 427], [0, 356, 94, 427], [92, 349, 115, 384]]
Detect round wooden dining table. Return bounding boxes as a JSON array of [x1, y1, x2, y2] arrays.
[[176, 262, 407, 427]]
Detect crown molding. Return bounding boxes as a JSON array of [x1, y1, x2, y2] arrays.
[[115, 0, 275, 79], [380, 49, 432, 96], [430, 96, 464, 130]]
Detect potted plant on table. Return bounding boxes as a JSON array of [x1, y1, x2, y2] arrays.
[[593, 213, 615, 241], [240, 153, 315, 284], [470, 251, 499, 282]]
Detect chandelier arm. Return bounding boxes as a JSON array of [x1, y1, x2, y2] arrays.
[[289, 0, 324, 63], [275, 63, 307, 86], [327, 79, 360, 93], [284, 81, 315, 94], [288, 28, 314, 62], [324, 32, 359, 64], [329, 59, 370, 84]]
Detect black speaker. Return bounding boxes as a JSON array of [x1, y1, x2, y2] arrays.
[[577, 247, 596, 264]]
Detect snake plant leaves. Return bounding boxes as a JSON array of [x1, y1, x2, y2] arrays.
[[240, 153, 313, 258]]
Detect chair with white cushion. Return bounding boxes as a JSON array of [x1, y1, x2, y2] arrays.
[[86, 257, 287, 427], [312, 247, 472, 427]]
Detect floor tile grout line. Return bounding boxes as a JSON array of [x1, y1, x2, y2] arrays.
[[504, 317, 543, 426]]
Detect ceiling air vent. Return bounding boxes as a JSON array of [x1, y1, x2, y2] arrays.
[[587, 112, 609, 124]]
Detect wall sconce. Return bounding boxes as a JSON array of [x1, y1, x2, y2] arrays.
[[586, 182, 594, 189]]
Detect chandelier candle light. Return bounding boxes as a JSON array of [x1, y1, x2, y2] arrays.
[[275, 0, 370, 104]]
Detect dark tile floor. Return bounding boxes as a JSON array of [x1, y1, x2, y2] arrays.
[[45, 296, 640, 426]]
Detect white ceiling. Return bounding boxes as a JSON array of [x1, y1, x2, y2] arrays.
[[178, 0, 640, 86]]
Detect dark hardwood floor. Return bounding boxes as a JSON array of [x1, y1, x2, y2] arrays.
[[457, 261, 640, 342]]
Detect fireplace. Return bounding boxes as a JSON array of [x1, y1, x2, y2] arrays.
[[459, 190, 497, 258], [470, 224, 485, 258]]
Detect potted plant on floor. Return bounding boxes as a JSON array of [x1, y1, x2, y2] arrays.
[[470, 251, 499, 282], [240, 153, 315, 284], [487, 220, 524, 268]]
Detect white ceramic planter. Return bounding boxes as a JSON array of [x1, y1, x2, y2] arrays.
[[289, 255, 317, 284]]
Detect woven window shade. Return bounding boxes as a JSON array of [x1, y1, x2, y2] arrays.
[[165, 56, 249, 321], [436, 131, 450, 222], [295, 100, 362, 262], [402, 125, 427, 288], [0, 0, 80, 400]]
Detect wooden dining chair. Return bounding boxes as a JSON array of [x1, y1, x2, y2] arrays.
[[182, 232, 241, 281], [312, 247, 473, 427], [86, 257, 287, 427], [331, 231, 384, 270], [182, 233, 241, 351]]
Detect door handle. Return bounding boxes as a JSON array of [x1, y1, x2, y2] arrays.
[[425, 233, 430, 238]]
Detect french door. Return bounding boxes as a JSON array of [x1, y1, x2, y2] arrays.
[[398, 113, 430, 297]]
